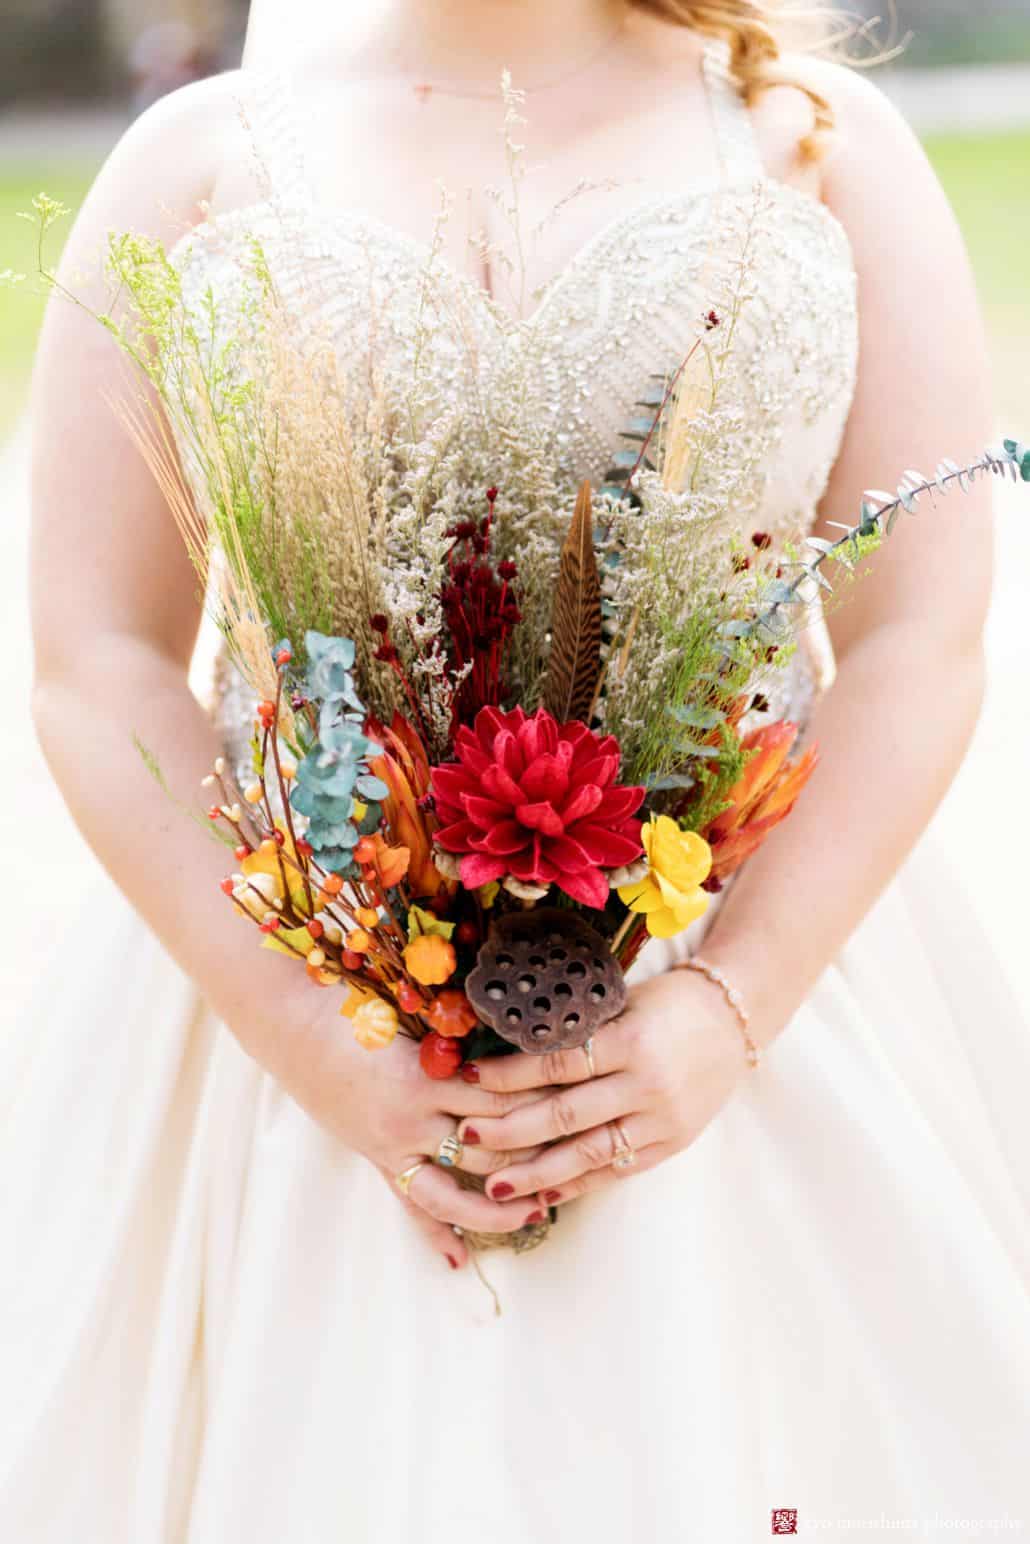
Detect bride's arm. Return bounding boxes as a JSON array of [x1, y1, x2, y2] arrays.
[[695, 59, 995, 1043], [28, 79, 539, 1262], [459, 65, 997, 1202]]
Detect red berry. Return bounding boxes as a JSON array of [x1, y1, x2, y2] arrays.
[[208, 806, 222, 821], [274, 829, 286, 846], [220, 878, 234, 895], [353, 837, 376, 865], [429, 893, 451, 919], [276, 649, 292, 667], [297, 838, 313, 858], [455, 920, 479, 947], [419, 1032, 463, 1081], [235, 844, 250, 861], [259, 918, 280, 934], [341, 949, 364, 972], [307, 919, 325, 940]]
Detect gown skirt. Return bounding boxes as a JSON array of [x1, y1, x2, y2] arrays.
[[2, 826, 1030, 1542]]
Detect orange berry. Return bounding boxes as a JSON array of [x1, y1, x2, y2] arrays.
[[348, 930, 373, 954], [220, 878, 234, 895], [404, 934, 457, 987], [323, 874, 345, 896], [397, 982, 424, 1014], [354, 838, 376, 865], [356, 907, 380, 929], [306, 919, 325, 940]]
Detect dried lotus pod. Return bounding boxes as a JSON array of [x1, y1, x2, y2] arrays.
[[466, 908, 626, 1054]]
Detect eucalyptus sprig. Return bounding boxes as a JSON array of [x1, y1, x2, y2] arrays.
[[727, 440, 1030, 648]]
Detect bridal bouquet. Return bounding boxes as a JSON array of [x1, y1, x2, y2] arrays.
[[17, 183, 1030, 1251]]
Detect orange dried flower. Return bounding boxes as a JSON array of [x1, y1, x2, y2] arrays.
[[367, 712, 447, 898], [702, 721, 818, 886]]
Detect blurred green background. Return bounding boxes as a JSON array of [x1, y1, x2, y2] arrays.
[[1, 0, 1029, 438]]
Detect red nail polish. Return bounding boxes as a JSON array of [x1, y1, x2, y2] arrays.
[[492, 1182, 514, 1200], [463, 1127, 481, 1145], [544, 1190, 561, 1204], [446, 1254, 459, 1270], [460, 1064, 480, 1084], [525, 1210, 546, 1225]]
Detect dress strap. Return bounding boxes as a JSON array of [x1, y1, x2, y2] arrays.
[[701, 38, 765, 185]]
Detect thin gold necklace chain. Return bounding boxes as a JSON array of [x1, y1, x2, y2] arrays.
[[409, 15, 627, 101]]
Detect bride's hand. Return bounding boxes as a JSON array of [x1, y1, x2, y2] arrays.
[[273, 987, 554, 1269], [451, 970, 752, 1207]]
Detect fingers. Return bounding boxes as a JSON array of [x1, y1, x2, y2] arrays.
[[398, 1156, 546, 1234], [438, 1079, 560, 1120], [378, 1166, 468, 1271], [458, 1072, 638, 1154], [534, 1141, 673, 1208], [478, 1115, 657, 1200], [468, 1021, 633, 1094], [457, 1139, 547, 1179], [423, 1115, 544, 1179]]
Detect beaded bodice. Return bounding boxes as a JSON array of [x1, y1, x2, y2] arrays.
[[168, 39, 859, 783]]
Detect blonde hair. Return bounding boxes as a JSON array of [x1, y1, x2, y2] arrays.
[[632, 2, 893, 163]]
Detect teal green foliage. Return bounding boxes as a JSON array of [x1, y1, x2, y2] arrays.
[[288, 633, 389, 874]]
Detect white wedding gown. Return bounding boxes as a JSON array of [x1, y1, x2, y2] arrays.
[[3, 43, 1030, 1543]]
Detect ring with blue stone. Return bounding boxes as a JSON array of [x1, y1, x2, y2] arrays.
[[435, 1130, 464, 1169]]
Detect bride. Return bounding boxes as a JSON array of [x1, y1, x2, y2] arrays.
[[5, 0, 1030, 1538]]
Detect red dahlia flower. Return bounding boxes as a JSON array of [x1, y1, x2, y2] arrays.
[[431, 706, 645, 908]]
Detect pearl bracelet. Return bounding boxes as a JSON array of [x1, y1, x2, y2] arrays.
[[674, 956, 760, 1069]]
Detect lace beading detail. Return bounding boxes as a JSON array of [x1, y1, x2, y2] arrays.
[[170, 40, 860, 783]]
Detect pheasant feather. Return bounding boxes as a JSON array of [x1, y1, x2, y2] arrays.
[[543, 479, 602, 722]]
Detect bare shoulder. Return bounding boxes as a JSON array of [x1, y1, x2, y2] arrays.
[[771, 51, 930, 200], [63, 70, 257, 265]]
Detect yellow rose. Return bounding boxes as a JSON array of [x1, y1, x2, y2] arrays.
[[618, 816, 712, 940]]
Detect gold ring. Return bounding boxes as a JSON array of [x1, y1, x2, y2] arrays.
[[609, 1120, 636, 1171], [395, 1160, 429, 1198], [583, 1037, 596, 1079], [435, 1131, 464, 1169]]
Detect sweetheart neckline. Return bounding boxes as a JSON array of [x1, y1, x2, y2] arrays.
[[168, 173, 859, 334]]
